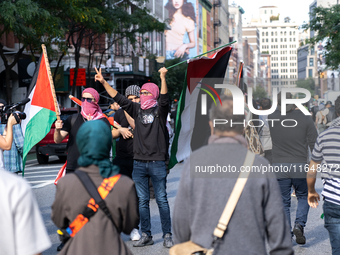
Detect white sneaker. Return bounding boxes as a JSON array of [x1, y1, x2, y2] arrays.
[[130, 228, 141, 241]]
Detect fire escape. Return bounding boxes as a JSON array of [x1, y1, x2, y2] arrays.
[[213, 0, 221, 47]]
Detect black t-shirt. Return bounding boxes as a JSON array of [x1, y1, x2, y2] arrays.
[[114, 109, 134, 159], [61, 113, 110, 170], [114, 93, 169, 161]]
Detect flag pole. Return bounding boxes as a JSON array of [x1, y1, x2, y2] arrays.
[[236, 61, 244, 87], [41, 44, 60, 120], [167, 40, 237, 70]]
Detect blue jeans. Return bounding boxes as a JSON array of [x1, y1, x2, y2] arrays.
[[274, 163, 310, 232], [132, 160, 171, 237], [324, 200, 340, 255]]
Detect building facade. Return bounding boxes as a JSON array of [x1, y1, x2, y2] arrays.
[[228, 3, 244, 81], [249, 6, 299, 90], [213, 0, 229, 48], [242, 26, 260, 79]]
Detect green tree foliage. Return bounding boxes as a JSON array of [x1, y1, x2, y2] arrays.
[[0, 0, 62, 102], [303, 5, 340, 70], [47, 0, 165, 98], [151, 58, 187, 101], [296, 78, 315, 97], [252, 86, 268, 100]]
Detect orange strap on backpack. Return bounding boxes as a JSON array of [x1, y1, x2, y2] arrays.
[[65, 173, 121, 237]]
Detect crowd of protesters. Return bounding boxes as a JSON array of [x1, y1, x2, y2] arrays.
[[1, 66, 340, 255]]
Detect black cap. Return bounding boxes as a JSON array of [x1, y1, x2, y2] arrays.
[[326, 101, 332, 106]]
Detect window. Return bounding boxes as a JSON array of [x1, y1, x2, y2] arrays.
[[281, 38, 283, 42], [266, 32, 268, 36], [293, 31, 295, 35], [308, 69, 313, 77], [262, 39, 264, 42], [272, 38, 274, 42], [262, 32, 264, 36], [311, 47, 315, 55], [266, 39, 268, 42], [309, 58, 314, 66], [284, 31, 287, 36], [265, 10, 267, 14], [271, 32, 274, 36], [285, 38, 287, 42], [275, 38, 277, 42], [290, 31, 292, 35], [293, 38, 295, 41], [290, 38, 292, 42], [271, 10, 273, 14]]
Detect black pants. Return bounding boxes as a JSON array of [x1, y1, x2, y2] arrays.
[[112, 157, 134, 179]]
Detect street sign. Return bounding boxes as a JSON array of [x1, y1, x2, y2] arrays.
[[105, 67, 119, 73]]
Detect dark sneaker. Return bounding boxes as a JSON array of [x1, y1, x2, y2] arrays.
[[133, 232, 154, 247], [163, 233, 174, 248], [293, 223, 306, 245]]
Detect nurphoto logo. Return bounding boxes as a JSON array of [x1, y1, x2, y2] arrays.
[[200, 84, 311, 128]]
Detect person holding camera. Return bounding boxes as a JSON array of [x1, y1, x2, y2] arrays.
[[0, 99, 24, 173], [0, 112, 52, 255], [0, 111, 18, 168]]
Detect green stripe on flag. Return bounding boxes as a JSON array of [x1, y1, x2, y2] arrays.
[[22, 108, 56, 175], [169, 72, 187, 169]]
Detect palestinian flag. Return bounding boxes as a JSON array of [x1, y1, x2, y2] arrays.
[[21, 49, 57, 174], [169, 46, 232, 169]]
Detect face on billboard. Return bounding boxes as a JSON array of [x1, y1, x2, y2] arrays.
[[164, 0, 197, 60], [172, 0, 184, 9]]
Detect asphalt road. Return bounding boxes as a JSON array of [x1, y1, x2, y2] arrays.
[[25, 157, 331, 255]]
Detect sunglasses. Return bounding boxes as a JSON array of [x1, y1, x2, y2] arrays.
[[81, 97, 95, 102], [140, 92, 152, 96]]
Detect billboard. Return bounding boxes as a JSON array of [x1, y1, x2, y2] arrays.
[[198, 4, 203, 54], [164, 0, 197, 60], [202, 7, 207, 53]]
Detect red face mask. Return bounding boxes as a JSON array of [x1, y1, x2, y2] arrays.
[[140, 94, 158, 110], [81, 100, 104, 120]]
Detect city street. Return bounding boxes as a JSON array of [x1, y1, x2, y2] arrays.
[[25, 157, 331, 255]]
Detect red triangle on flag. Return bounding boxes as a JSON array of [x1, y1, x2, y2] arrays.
[[187, 46, 232, 94], [31, 54, 56, 112]]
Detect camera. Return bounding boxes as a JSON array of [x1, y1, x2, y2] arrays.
[[0, 98, 30, 124]]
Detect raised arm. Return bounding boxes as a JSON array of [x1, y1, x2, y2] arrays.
[[159, 67, 168, 95], [95, 67, 117, 98], [95, 67, 136, 117]]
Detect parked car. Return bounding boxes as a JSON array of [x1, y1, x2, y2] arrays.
[[36, 108, 78, 164]]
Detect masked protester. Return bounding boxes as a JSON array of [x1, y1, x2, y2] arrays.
[[53, 88, 111, 251], [96, 67, 174, 248], [54, 88, 110, 174], [111, 85, 141, 241]]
